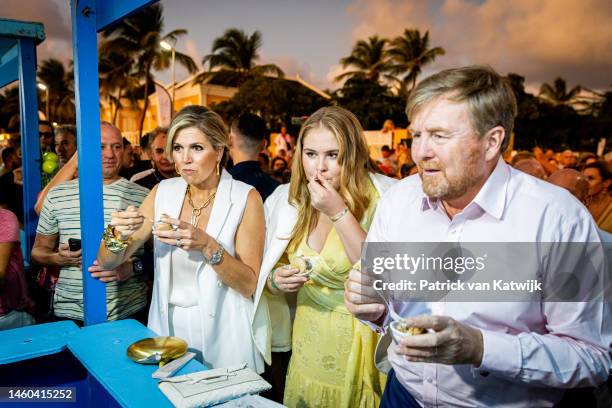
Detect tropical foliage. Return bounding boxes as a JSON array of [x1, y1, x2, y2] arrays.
[[335, 36, 392, 83], [212, 76, 328, 129], [539, 77, 581, 106], [100, 3, 197, 136], [195, 28, 284, 86], [387, 29, 445, 94], [37, 58, 75, 123]]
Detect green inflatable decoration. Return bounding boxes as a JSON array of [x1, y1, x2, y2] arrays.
[[42, 159, 58, 174]]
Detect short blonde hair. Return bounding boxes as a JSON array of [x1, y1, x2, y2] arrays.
[[166, 105, 229, 165], [406, 65, 517, 151]]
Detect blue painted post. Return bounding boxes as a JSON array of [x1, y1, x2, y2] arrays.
[[17, 38, 42, 264], [71, 0, 106, 325]]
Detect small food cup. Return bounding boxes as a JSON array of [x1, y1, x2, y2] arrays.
[[291, 256, 315, 277], [389, 320, 427, 344]]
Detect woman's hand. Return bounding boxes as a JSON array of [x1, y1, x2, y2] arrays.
[[110, 205, 145, 240], [272, 265, 308, 293], [152, 215, 212, 251], [307, 171, 346, 218]]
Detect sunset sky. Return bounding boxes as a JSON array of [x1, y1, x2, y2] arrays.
[[3, 0, 611, 92]]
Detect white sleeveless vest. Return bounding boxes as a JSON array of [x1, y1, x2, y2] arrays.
[[148, 170, 264, 373]]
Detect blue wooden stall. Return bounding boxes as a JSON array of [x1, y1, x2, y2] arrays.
[[0, 2, 205, 406], [0, 18, 43, 265]]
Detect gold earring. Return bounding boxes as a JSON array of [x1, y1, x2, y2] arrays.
[[216, 161, 220, 176]]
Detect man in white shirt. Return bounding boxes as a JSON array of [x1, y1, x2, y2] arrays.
[[345, 65, 610, 407]]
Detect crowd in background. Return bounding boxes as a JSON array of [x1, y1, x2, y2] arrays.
[[1, 113, 611, 331], [0, 67, 611, 406]]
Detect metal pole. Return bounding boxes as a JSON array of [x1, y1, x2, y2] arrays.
[[17, 38, 42, 264], [171, 46, 175, 116], [71, 0, 107, 325]]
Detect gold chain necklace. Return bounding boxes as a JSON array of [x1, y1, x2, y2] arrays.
[[187, 185, 216, 227]]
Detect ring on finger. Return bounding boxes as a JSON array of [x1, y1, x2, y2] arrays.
[[176, 238, 182, 247]]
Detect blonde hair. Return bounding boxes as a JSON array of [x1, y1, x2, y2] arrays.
[[406, 65, 517, 151], [166, 105, 229, 166], [287, 106, 378, 252]]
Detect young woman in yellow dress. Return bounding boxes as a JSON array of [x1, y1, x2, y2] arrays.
[[253, 106, 396, 407]]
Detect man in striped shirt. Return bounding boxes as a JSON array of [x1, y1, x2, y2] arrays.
[[32, 122, 150, 323]]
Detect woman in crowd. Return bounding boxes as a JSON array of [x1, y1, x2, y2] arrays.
[[253, 106, 396, 407], [0, 207, 35, 330], [97, 106, 267, 372]]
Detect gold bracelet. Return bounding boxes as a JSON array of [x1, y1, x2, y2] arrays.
[[330, 207, 349, 222], [102, 224, 130, 253]]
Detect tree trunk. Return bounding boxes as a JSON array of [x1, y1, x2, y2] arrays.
[[112, 87, 124, 125], [137, 64, 152, 139]]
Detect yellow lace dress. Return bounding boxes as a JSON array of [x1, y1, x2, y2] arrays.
[[283, 185, 385, 408]]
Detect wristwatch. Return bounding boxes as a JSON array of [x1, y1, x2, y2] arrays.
[[132, 258, 144, 275], [203, 243, 225, 266]]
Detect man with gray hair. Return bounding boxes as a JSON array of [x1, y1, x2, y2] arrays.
[[54, 125, 77, 168], [130, 127, 176, 190], [345, 66, 609, 407]]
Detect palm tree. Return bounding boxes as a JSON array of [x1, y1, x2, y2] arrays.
[[0, 86, 20, 131], [388, 29, 445, 94], [539, 77, 581, 106], [37, 58, 75, 123], [101, 3, 197, 137], [195, 28, 284, 86], [98, 45, 142, 125], [335, 36, 392, 84]]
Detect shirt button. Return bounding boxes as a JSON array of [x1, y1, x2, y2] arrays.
[[217, 281, 223, 288], [426, 377, 433, 383], [209, 312, 215, 318]]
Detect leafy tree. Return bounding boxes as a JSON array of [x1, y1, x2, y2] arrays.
[[98, 45, 142, 125], [388, 29, 445, 94], [211, 76, 328, 129], [333, 77, 407, 130], [0, 86, 20, 132], [539, 77, 581, 106], [195, 28, 284, 86], [335, 36, 392, 84], [37, 58, 75, 124], [101, 3, 197, 136]]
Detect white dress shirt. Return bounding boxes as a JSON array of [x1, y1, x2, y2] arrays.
[[366, 158, 610, 407]]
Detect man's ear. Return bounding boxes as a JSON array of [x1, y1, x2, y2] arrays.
[[484, 126, 505, 161], [228, 132, 235, 148]]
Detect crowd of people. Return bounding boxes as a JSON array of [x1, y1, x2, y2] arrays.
[[0, 65, 610, 407]]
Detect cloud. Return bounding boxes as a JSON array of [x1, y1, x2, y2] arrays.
[[346, 0, 612, 88], [184, 39, 201, 69], [2, 0, 73, 65], [326, 64, 349, 87], [3, 0, 71, 40]]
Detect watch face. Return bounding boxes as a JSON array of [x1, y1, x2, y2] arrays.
[[133, 260, 144, 273]]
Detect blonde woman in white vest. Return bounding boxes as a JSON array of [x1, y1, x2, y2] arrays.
[[253, 106, 396, 407], [97, 106, 267, 372]]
